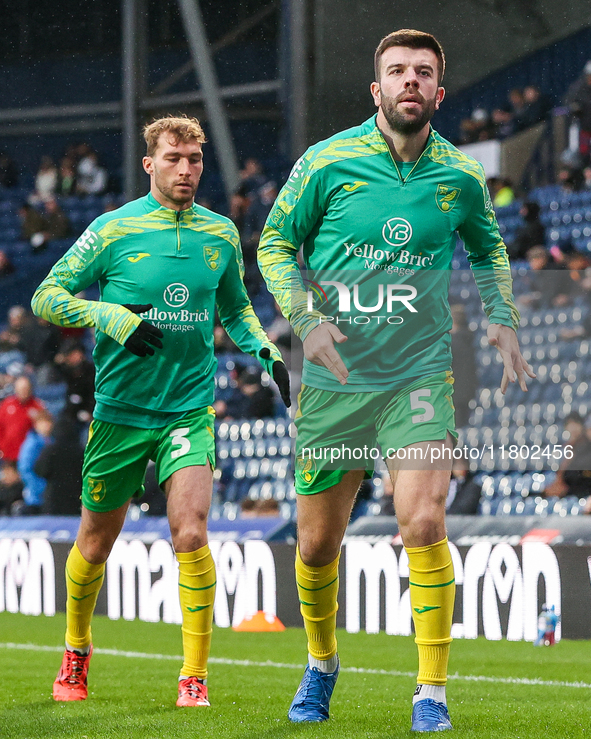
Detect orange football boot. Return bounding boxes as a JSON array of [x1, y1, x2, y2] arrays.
[[176, 676, 210, 707], [53, 646, 93, 701]]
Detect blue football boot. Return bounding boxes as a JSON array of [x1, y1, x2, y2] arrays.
[[411, 699, 453, 732], [288, 660, 340, 722]]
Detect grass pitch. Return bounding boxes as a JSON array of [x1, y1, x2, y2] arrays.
[[1, 612, 590, 738]]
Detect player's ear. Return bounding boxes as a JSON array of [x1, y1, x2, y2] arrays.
[[370, 80, 381, 108], [435, 86, 445, 110], [143, 156, 153, 175]]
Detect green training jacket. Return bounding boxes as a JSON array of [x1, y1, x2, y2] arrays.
[[258, 115, 519, 393], [32, 193, 282, 427]]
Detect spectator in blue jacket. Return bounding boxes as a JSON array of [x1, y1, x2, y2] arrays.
[[17, 411, 53, 514]]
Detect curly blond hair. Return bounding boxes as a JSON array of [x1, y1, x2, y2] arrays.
[[143, 115, 206, 156]]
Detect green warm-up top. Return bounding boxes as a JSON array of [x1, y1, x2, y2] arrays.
[[32, 193, 282, 427], [258, 115, 519, 392]]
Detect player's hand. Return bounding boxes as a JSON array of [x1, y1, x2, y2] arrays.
[[487, 323, 535, 394], [303, 322, 348, 385], [259, 348, 291, 407], [122, 303, 163, 357]]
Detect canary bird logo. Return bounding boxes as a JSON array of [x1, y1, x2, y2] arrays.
[[88, 478, 106, 503], [435, 185, 461, 212], [204, 247, 221, 271], [296, 455, 316, 483]]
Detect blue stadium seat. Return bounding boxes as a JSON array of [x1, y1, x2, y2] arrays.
[[36, 382, 67, 403]]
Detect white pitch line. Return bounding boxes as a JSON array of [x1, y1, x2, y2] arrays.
[[1, 642, 589, 690]]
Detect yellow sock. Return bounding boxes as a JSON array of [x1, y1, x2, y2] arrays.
[[65, 542, 105, 651], [406, 537, 455, 685], [177, 545, 216, 679], [295, 548, 339, 661]]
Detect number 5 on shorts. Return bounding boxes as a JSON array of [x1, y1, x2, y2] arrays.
[[170, 427, 191, 459], [410, 389, 434, 424]]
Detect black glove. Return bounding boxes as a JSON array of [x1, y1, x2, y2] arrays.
[[259, 348, 291, 408], [122, 304, 163, 357]]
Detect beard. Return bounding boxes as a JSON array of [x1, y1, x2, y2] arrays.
[[380, 90, 437, 135], [154, 169, 198, 204]]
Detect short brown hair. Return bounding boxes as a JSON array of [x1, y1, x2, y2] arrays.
[[143, 115, 206, 157], [374, 29, 445, 84]]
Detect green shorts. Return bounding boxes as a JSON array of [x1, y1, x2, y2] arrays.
[[294, 372, 457, 495], [82, 406, 216, 512]]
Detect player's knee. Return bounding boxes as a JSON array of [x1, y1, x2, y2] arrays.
[[170, 511, 208, 551], [78, 538, 112, 565], [298, 537, 340, 568], [399, 513, 445, 548]]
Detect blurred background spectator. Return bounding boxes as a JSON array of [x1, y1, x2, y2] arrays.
[[19, 199, 71, 251], [35, 417, 83, 516], [458, 85, 550, 146], [19, 202, 46, 243], [487, 177, 515, 208], [20, 316, 62, 385], [0, 359, 25, 402], [53, 340, 95, 423], [544, 412, 591, 499], [0, 249, 15, 278], [516, 246, 572, 309], [0, 462, 23, 515], [459, 107, 492, 144], [239, 157, 266, 195], [446, 458, 483, 514], [41, 197, 71, 240], [17, 410, 53, 514], [76, 147, 108, 196], [31, 156, 58, 203], [57, 156, 77, 196], [507, 201, 546, 260], [228, 184, 250, 238], [0, 375, 44, 465], [516, 85, 550, 130], [490, 105, 516, 139], [566, 60, 591, 165], [215, 365, 275, 420]]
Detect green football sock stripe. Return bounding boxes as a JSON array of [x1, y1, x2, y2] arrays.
[[179, 580, 217, 591], [295, 576, 338, 592], [66, 567, 104, 588], [409, 578, 455, 588]]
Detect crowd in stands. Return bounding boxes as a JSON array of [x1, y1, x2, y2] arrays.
[[0, 306, 93, 516], [29, 144, 110, 202], [228, 157, 279, 296], [458, 85, 551, 146]]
